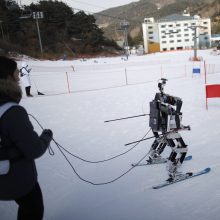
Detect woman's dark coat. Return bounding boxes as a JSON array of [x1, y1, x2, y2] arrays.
[[0, 79, 51, 200]]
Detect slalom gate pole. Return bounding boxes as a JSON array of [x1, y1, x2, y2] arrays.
[[66, 72, 71, 93]]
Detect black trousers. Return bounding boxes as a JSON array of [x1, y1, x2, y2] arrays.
[[15, 182, 44, 220], [25, 86, 31, 96]]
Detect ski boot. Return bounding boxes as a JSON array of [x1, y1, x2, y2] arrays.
[[147, 149, 166, 164], [166, 160, 183, 182]]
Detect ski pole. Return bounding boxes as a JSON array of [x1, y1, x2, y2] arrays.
[[125, 126, 191, 146], [31, 77, 44, 95], [104, 114, 149, 123], [125, 135, 156, 146]]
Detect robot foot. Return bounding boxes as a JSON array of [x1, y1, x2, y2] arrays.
[[166, 160, 182, 180]]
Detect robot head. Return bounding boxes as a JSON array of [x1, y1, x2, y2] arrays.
[[158, 78, 167, 93], [21, 62, 28, 68]]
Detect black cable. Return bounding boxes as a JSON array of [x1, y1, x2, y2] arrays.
[[29, 113, 151, 163], [28, 114, 54, 155], [28, 113, 153, 185], [55, 142, 150, 185], [53, 129, 151, 163]]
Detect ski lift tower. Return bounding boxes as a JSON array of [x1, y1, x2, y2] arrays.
[[188, 25, 205, 61], [120, 19, 130, 59], [33, 12, 44, 55]]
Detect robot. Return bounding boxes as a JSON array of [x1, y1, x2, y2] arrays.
[[148, 79, 190, 180]]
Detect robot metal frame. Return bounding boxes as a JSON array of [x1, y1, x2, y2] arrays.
[[148, 78, 190, 180]]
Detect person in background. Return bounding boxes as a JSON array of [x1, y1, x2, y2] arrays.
[[20, 61, 33, 97], [0, 56, 53, 220]]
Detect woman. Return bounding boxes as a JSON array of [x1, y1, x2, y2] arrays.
[[0, 56, 53, 220]]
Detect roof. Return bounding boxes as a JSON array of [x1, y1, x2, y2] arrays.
[[159, 14, 194, 22]]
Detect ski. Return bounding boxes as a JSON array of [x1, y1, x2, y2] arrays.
[[132, 155, 192, 167], [152, 167, 211, 189]]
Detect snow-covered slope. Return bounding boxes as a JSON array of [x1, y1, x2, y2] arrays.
[[1, 49, 220, 220]]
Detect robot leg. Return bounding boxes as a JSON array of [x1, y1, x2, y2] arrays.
[[166, 134, 188, 178], [148, 137, 167, 163]]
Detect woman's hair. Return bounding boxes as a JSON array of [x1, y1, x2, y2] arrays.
[[0, 56, 17, 80]]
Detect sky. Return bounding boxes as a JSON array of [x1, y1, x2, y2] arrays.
[[19, 0, 139, 13]]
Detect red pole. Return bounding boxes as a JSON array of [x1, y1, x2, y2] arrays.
[[66, 72, 70, 93], [204, 61, 207, 110]]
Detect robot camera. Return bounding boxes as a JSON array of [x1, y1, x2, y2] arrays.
[[158, 78, 167, 93]]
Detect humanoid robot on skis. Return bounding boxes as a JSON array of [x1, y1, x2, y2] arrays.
[[148, 78, 190, 180]]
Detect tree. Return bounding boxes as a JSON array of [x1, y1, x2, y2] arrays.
[[0, 0, 119, 57]]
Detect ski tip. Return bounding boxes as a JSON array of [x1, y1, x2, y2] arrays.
[[186, 155, 192, 160], [204, 167, 211, 172]]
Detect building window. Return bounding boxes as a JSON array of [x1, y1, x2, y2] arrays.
[[148, 26, 153, 29], [184, 23, 188, 26], [169, 35, 174, 38], [148, 31, 153, 34], [177, 34, 181, 37], [185, 39, 189, 42], [161, 25, 166, 28], [184, 29, 189, 31], [203, 22, 208, 24], [170, 47, 175, 50], [149, 36, 154, 39], [161, 30, 165, 33], [184, 34, 189, 36], [162, 41, 167, 43], [162, 48, 167, 51], [170, 40, 174, 43], [177, 40, 182, 42], [191, 23, 196, 25], [176, 24, 181, 27], [168, 24, 173, 27], [161, 36, 166, 38]]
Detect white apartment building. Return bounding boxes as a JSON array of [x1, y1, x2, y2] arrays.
[[142, 13, 211, 54]]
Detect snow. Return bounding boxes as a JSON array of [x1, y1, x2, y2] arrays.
[[1, 49, 220, 220]]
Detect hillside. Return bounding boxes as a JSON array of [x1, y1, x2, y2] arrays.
[[95, 0, 220, 42]]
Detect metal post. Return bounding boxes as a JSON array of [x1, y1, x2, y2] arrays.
[[35, 17, 43, 54], [189, 25, 206, 61], [124, 27, 128, 59], [193, 27, 197, 60], [33, 12, 44, 55], [0, 21, 5, 40], [120, 19, 130, 59]]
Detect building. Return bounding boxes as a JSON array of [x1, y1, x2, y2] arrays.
[[211, 34, 220, 47], [142, 12, 211, 54]]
